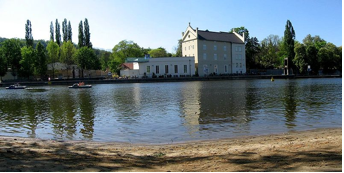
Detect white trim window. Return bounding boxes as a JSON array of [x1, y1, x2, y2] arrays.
[[184, 65, 188, 74], [224, 65, 228, 73], [156, 65, 160, 74], [174, 65, 178, 73], [214, 54, 217, 60], [224, 54, 227, 60], [203, 44, 207, 50], [223, 45, 227, 51], [147, 66, 150, 73], [214, 65, 218, 74], [214, 45, 217, 51]]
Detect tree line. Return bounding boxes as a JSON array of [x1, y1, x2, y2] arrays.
[[0, 18, 102, 80], [243, 20, 341, 75]]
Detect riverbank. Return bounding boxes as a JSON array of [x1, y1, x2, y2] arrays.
[[0, 74, 341, 87], [0, 128, 341, 172]]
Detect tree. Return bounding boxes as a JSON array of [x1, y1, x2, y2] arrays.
[[148, 47, 168, 57], [60, 41, 76, 78], [230, 26, 249, 43], [46, 41, 60, 78], [99, 51, 111, 71], [74, 46, 99, 78], [35, 42, 47, 79], [283, 20, 296, 73], [78, 20, 84, 48], [67, 21, 72, 42], [55, 19, 61, 46], [174, 39, 182, 57], [2, 39, 22, 79], [84, 18, 92, 48], [110, 40, 143, 73], [62, 18, 68, 43], [245, 37, 260, 69], [50, 21, 54, 42], [0, 47, 7, 81], [25, 20, 34, 47], [293, 43, 307, 74], [19, 46, 36, 79]]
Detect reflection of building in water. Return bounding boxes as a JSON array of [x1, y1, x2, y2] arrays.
[[180, 82, 202, 136], [197, 81, 251, 132]]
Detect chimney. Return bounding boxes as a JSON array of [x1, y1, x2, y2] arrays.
[[242, 32, 245, 42], [182, 32, 184, 36], [196, 27, 198, 32]]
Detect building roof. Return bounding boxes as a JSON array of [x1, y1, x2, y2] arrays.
[[121, 63, 134, 70], [197, 30, 244, 44], [125, 58, 149, 63]]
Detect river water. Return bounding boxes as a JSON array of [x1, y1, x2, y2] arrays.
[[0, 78, 341, 143]]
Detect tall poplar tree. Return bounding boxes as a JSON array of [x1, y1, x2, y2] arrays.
[[50, 21, 54, 42], [67, 21, 72, 42], [55, 19, 61, 46], [84, 18, 92, 48], [283, 20, 296, 73], [78, 20, 84, 48], [25, 20, 34, 47], [62, 18, 68, 43]]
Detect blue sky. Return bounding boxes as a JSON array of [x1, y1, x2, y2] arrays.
[[0, 0, 342, 53]]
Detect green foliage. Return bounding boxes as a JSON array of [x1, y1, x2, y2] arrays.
[[2, 39, 22, 77], [35, 42, 47, 78], [60, 41, 76, 78], [175, 39, 182, 57], [62, 18, 68, 43], [78, 21, 84, 48], [74, 46, 99, 71], [99, 50, 111, 71], [25, 20, 34, 47], [0, 47, 7, 78], [110, 40, 143, 73], [84, 18, 92, 48], [67, 21, 72, 42], [50, 21, 54, 42], [19, 46, 36, 79], [293, 43, 307, 74], [148, 47, 168, 58], [55, 19, 61, 46], [246, 37, 260, 69], [46, 41, 60, 78], [283, 20, 296, 71]]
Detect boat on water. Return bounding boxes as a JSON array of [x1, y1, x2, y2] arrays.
[[6, 83, 26, 89], [69, 82, 92, 88]]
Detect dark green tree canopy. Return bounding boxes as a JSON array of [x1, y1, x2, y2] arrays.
[[78, 20, 84, 48], [55, 19, 61, 46], [62, 18, 68, 43], [84, 18, 92, 48], [25, 20, 34, 47], [50, 21, 54, 42], [283, 20, 296, 71], [148, 47, 168, 58], [67, 21, 72, 42]]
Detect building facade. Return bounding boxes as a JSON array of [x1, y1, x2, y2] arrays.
[[182, 23, 246, 76], [120, 57, 195, 78]]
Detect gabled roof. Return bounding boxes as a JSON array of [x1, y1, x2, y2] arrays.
[[197, 30, 244, 44], [121, 63, 134, 70]]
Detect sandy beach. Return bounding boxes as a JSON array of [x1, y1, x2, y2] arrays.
[[0, 128, 341, 172]]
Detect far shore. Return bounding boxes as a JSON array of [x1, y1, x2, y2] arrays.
[[0, 128, 341, 172], [0, 74, 341, 87]]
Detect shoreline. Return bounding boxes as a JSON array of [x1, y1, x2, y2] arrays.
[[0, 74, 341, 87], [0, 128, 341, 171]]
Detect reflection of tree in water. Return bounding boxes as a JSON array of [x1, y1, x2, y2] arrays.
[[283, 83, 297, 128], [78, 90, 95, 139]]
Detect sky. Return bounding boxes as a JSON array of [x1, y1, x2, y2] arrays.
[[0, 0, 342, 53]]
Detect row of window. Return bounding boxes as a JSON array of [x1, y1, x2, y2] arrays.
[[147, 65, 188, 74], [202, 63, 244, 74], [184, 44, 242, 52], [203, 53, 228, 60]]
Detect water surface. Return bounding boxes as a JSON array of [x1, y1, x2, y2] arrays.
[[0, 78, 341, 143]]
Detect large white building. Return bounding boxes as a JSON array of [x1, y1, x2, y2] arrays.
[[182, 23, 246, 76], [120, 57, 195, 78]]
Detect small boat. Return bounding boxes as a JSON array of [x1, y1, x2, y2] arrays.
[[6, 83, 26, 89], [69, 82, 92, 88]]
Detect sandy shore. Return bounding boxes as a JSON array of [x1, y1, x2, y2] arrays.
[[0, 128, 341, 172]]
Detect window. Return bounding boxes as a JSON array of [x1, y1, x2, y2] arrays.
[[188, 46, 190, 50], [214, 54, 217, 60], [224, 65, 228, 73], [174, 65, 178, 73], [203, 44, 206, 50], [184, 65, 187, 73], [224, 54, 227, 60], [214, 45, 217, 51], [238, 54, 242, 59], [214, 65, 218, 73], [239, 47, 242, 51], [236, 46, 242, 52], [165, 65, 169, 74], [224, 46, 227, 51], [147, 66, 150, 73], [203, 53, 207, 60], [236, 63, 238, 68], [156, 65, 160, 74], [240, 63, 242, 68]]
